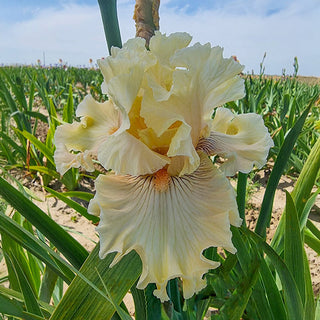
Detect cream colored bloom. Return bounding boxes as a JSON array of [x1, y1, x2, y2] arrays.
[[54, 32, 273, 301], [197, 107, 274, 176]]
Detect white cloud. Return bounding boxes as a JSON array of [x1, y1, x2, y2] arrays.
[[159, 0, 320, 76], [0, 0, 319, 76]]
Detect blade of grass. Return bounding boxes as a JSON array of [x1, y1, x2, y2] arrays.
[[45, 187, 99, 223], [0, 291, 33, 320], [283, 191, 305, 304], [25, 111, 49, 124], [259, 258, 287, 320], [62, 85, 74, 123], [219, 255, 260, 319], [17, 129, 55, 166], [291, 135, 320, 217], [130, 283, 147, 320], [0, 176, 88, 269], [231, 228, 274, 320], [9, 254, 44, 317], [52, 190, 94, 202], [50, 245, 142, 320], [0, 286, 54, 315], [236, 172, 248, 225], [271, 136, 320, 253], [96, 268, 133, 320], [27, 165, 60, 179], [0, 213, 124, 311], [0, 131, 26, 159], [243, 228, 304, 320], [300, 188, 320, 231], [303, 250, 315, 320], [39, 266, 58, 304], [0, 211, 74, 283], [255, 102, 313, 237]]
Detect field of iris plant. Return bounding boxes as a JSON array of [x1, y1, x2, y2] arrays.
[[0, 61, 319, 320]]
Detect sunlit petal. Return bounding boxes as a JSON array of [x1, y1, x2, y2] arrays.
[[142, 32, 192, 102], [149, 31, 192, 66], [98, 37, 156, 94], [54, 95, 120, 175], [89, 152, 240, 301], [198, 107, 274, 176], [171, 44, 245, 121], [98, 131, 170, 175], [141, 89, 200, 175]]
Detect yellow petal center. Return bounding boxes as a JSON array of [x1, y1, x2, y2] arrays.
[[126, 96, 181, 156], [226, 123, 239, 135]]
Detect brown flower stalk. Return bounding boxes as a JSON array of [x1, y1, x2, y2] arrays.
[[133, 0, 160, 46]]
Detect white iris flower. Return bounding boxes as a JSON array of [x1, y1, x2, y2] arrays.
[[54, 32, 274, 301]]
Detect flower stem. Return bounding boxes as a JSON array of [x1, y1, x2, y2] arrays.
[[98, 0, 122, 54], [236, 172, 248, 226], [133, 0, 160, 46]]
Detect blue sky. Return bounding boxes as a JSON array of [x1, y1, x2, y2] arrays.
[[1, 0, 319, 76]]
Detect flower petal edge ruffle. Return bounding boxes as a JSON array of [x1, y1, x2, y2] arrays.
[[88, 152, 241, 301]]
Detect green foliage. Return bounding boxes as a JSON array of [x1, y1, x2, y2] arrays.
[[0, 65, 319, 319]]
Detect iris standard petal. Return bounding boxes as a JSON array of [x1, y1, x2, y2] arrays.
[[198, 107, 274, 176], [88, 152, 240, 302], [149, 31, 192, 66], [171, 44, 245, 121], [141, 89, 200, 175], [98, 37, 156, 94], [54, 95, 120, 175]]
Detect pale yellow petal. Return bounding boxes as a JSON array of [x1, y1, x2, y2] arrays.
[[97, 37, 155, 84], [167, 124, 200, 176], [141, 89, 200, 175], [54, 95, 121, 175], [104, 65, 144, 116], [170, 44, 245, 120], [54, 145, 94, 175], [146, 33, 191, 102], [97, 131, 170, 175], [89, 152, 240, 302], [198, 107, 274, 176], [149, 31, 192, 66]]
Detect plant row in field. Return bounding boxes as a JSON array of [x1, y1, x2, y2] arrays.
[[0, 65, 320, 319], [1, 66, 319, 190]]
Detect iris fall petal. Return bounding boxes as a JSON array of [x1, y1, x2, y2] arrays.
[[88, 152, 240, 301]]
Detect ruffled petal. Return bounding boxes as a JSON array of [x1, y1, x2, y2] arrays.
[[171, 44, 245, 121], [149, 31, 192, 66], [106, 66, 144, 115], [98, 37, 156, 94], [54, 145, 94, 175], [54, 95, 121, 175], [141, 89, 200, 175], [89, 152, 240, 302], [97, 131, 170, 175], [198, 107, 274, 176]]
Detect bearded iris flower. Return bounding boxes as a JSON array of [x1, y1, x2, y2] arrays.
[[54, 32, 273, 301]]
